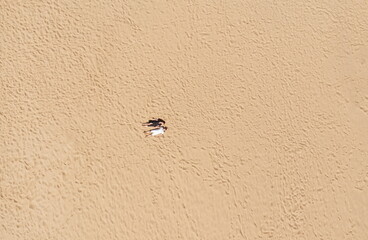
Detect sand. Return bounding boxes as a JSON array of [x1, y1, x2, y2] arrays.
[[1, 0, 368, 239]]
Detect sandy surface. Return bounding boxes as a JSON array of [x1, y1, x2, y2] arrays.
[[1, 0, 368, 239]]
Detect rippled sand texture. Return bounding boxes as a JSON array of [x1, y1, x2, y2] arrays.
[[1, 1, 368, 239]]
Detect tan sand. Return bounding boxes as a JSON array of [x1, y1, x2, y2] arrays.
[[1, 0, 368, 239]]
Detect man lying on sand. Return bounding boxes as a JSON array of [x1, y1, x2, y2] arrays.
[[142, 118, 165, 128]]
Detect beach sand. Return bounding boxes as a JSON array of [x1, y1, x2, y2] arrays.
[[1, 0, 368, 239]]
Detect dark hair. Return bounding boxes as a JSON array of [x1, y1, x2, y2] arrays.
[[158, 118, 165, 124]]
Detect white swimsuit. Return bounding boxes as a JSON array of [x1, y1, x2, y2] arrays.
[[150, 127, 165, 136]]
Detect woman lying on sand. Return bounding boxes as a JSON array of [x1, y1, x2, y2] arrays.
[[144, 126, 168, 137], [142, 118, 165, 127]]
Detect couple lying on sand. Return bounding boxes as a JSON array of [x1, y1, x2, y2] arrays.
[[143, 118, 167, 137]]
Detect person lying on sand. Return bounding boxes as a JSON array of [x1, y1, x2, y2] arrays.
[[144, 126, 168, 137], [142, 118, 166, 128]]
